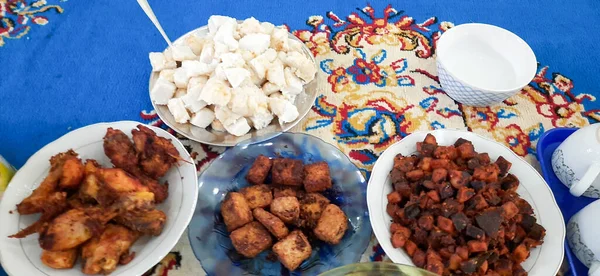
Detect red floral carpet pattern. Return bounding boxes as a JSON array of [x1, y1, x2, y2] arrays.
[[0, 0, 63, 47], [139, 4, 592, 275]]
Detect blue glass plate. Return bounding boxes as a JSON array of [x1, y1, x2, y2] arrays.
[[188, 133, 372, 276], [536, 127, 595, 276]]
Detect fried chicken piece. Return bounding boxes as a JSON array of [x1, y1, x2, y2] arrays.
[[131, 125, 180, 179], [79, 160, 101, 203], [39, 209, 103, 251], [9, 192, 68, 238], [17, 150, 77, 214], [114, 209, 167, 236], [103, 128, 170, 203], [103, 127, 139, 171], [95, 168, 149, 194], [81, 224, 140, 275], [41, 249, 78, 269], [58, 156, 85, 190]]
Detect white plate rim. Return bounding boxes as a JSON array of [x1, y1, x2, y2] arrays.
[[0, 121, 198, 276], [367, 129, 565, 276]]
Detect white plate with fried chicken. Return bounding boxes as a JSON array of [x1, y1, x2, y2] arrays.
[[0, 121, 197, 276]]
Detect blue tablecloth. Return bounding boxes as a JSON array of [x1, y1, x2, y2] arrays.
[[2, 0, 599, 275]]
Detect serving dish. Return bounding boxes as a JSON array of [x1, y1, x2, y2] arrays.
[[319, 262, 436, 276], [187, 132, 371, 275], [536, 127, 595, 276], [0, 121, 198, 276], [148, 24, 319, 147], [367, 129, 565, 275]]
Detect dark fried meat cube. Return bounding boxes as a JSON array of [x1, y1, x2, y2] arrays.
[[253, 208, 289, 239], [432, 168, 448, 183], [449, 170, 471, 189], [495, 258, 513, 276], [469, 180, 486, 192], [501, 201, 519, 220], [441, 198, 461, 217], [481, 187, 502, 206], [431, 159, 450, 169], [406, 169, 425, 181], [418, 157, 433, 171], [477, 153, 491, 164], [453, 138, 471, 147], [270, 196, 300, 224], [404, 203, 421, 219], [303, 162, 332, 192], [221, 192, 253, 232], [439, 183, 455, 200], [271, 158, 304, 186], [456, 187, 475, 203], [297, 193, 330, 228], [422, 180, 437, 190], [500, 174, 520, 192], [417, 142, 436, 157], [246, 155, 272, 185], [240, 184, 273, 209], [466, 225, 485, 240], [520, 214, 536, 231], [314, 204, 348, 244], [272, 230, 312, 271], [386, 202, 400, 218], [434, 146, 458, 160], [527, 223, 546, 241], [451, 212, 469, 232], [456, 142, 477, 159], [515, 197, 534, 215], [475, 209, 502, 238], [437, 216, 455, 233], [495, 156, 512, 176], [412, 249, 426, 268], [473, 164, 500, 183], [467, 157, 482, 170], [423, 133, 438, 145], [230, 221, 273, 258], [418, 214, 435, 231], [393, 155, 417, 172], [273, 185, 299, 198]]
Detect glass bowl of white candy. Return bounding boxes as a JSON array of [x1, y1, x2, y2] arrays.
[[148, 15, 318, 146]]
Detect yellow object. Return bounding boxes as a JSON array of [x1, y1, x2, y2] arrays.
[[0, 158, 16, 193]]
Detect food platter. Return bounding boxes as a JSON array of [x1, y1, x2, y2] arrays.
[[0, 121, 198, 276], [367, 129, 565, 275], [148, 24, 319, 147]]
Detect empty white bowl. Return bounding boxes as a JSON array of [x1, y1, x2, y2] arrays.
[[436, 23, 537, 106]]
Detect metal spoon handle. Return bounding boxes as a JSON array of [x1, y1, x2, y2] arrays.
[[136, 0, 173, 47]]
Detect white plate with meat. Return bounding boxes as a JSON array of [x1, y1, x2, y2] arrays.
[[0, 121, 197, 276], [367, 129, 564, 275]]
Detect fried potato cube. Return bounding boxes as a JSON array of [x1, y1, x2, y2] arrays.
[[272, 230, 312, 271], [314, 204, 348, 244], [467, 240, 488, 253], [230, 221, 273, 258], [437, 216, 455, 234], [432, 168, 448, 183], [272, 158, 304, 186], [495, 156, 512, 176], [406, 169, 424, 181], [298, 193, 330, 228], [393, 155, 417, 172], [456, 141, 476, 159], [59, 157, 85, 190], [253, 208, 289, 239], [473, 164, 500, 183], [303, 162, 332, 192], [246, 155, 272, 185], [423, 133, 438, 145], [434, 145, 458, 160], [273, 185, 300, 198], [221, 192, 253, 232], [270, 196, 300, 224], [41, 249, 77, 269], [240, 184, 273, 209], [431, 159, 450, 169]]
